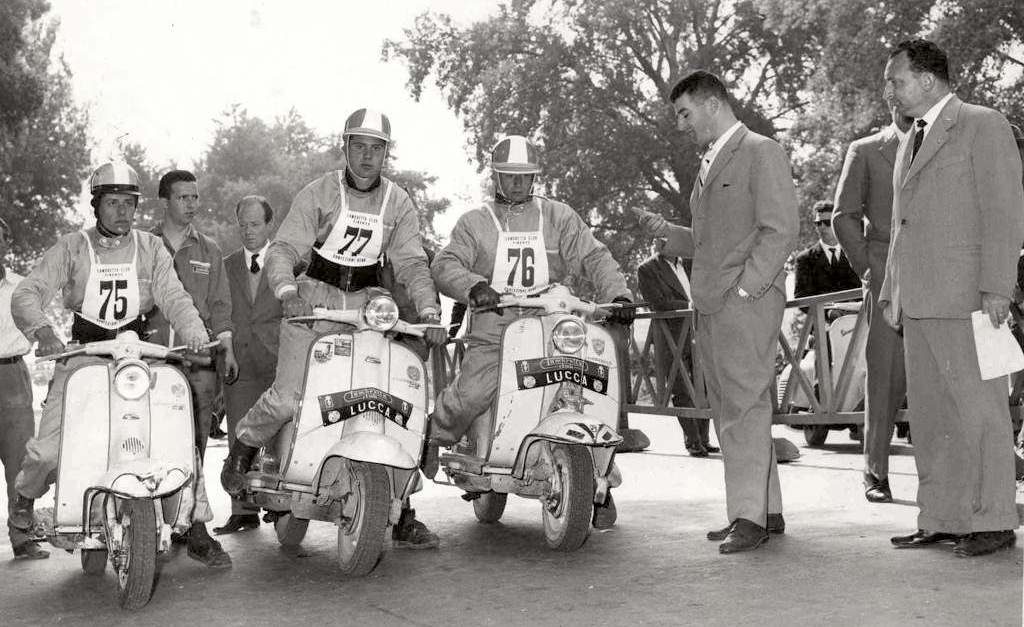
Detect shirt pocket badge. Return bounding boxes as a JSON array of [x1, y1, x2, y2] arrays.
[[189, 260, 211, 275]]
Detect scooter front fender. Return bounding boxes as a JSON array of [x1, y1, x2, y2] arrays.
[[95, 460, 192, 499], [512, 412, 621, 478], [323, 432, 419, 471]]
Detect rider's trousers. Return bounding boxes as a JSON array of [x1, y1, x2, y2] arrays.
[[15, 356, 213, 524], [431, 310, 514, 444], [234, 278, 375, 448], [1, 358, 36, 547]]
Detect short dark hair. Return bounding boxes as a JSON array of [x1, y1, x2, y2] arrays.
[[669, 70, 732, 106], [158, 169, 197, 199], [891, 39, 951, 84], [235, 195, 274, 224]]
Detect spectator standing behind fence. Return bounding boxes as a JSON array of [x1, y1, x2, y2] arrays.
[[881, 39, 1023, 557], [637, 243, 718, 457], [793, 201, 861, 304], [635, 69, 799, 554], [833, 103, 914, 504], [213, 196, 282, 535]]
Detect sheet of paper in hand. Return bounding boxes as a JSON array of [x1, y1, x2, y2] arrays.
[[971, 310, 1024, 380]]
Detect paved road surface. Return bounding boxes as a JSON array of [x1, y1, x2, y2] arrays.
[[1, 416, 1020, 626]]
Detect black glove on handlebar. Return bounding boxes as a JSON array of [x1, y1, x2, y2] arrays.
[[469, 281, 503, 311], [608, 296, 636, 325]]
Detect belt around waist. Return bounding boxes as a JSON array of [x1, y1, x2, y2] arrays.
[[0, 355, 24, 364]]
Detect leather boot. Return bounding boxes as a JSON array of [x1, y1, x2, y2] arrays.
[[9, 494, 35, 531], [220, 440, 258, 496]]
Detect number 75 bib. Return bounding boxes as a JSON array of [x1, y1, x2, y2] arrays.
[[77, 230, 142, 330], [488, 204, 550, 297], [313, 175, 391, 268]]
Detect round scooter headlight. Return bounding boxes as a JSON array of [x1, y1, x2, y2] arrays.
[[552, 318, 586, 354], [363, 296, 399, 332], [113, 362, 151, 400]]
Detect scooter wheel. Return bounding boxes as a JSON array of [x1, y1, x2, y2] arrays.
[[274, 514, 309, 547], [541, 444, 594, 552], [472, 492, 507, 524], [336, 461, 390, 576]]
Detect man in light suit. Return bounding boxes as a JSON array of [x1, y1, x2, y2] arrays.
[[637, 247, 717, 456], [636, 70, 799, 553], [213, 196, 283, 534], [881, 39, 1023, 557], [833, 103, 914, 503]]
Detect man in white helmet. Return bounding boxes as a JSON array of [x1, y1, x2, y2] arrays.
[[222, 108, 447, 548], [427, 135, 636, 526], [8, 161, 233, 567]]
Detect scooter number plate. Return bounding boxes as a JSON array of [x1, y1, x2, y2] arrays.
[[318, 387, 414, 428], [515, 356, 609, 395]]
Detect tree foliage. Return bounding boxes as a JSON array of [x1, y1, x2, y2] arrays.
[[0, 3, 90, 271], [385, 0, 1023, 273]]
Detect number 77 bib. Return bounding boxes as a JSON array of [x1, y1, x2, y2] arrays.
[[314, 175, 390, 268], [488, 204, 550, 297]]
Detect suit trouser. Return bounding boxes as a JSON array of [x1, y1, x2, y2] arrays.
[[903, 318, 1019, 533], [15, 356, 213, 523], [1, 359, 35, 547], [697, 290, 783, 526], [862, 280, 906, 479], [652, 316, 710, 447], [225, 372, 274, 514], [235, 279, 372, 448], [185, 367, 218, 459]]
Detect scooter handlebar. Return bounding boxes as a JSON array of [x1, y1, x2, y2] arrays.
[[286, 307, 362, 325]]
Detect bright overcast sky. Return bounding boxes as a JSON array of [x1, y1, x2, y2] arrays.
[[48, 0, 497, 234]]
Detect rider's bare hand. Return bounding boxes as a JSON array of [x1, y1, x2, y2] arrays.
[[282, 292, 313, 318], [981, 291, 1011, 328], [34, 326, 65, 357]]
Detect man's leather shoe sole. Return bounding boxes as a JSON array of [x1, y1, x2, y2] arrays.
[[707, 514, 785, 541], [890, 529, 962, 548], [954, 531, 1016, 557]]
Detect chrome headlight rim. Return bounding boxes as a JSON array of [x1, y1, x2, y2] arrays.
[[552, 317, 586, 354], [113, 360, 151, 401], [363, 295, 399, 332]]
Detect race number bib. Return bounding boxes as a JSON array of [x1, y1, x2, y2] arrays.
[[313, 178, 390, 268], [488, 205, 550, 297], [78, 231, 142, 330]]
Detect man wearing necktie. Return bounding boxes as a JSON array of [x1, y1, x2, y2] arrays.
[[636, 70, 799, 553], [214, 196, 283, 534], [880, 39, 1023, 557], [637, 244, 717, 456], [793, 201, 862, 305]]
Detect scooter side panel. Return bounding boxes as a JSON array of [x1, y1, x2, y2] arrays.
[[55, 363, 112, 528], [147, 365, 196, 480], [383, 340, 428, 456]]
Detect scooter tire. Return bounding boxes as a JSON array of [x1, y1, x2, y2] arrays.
[[114, 499, 158, 610], [336, 461, 390, 577], [803, 425, 829, 447], [81, 548, 108, 575], [472, 492, 507, 524], [541, 444, 594, 552], [275, 514, 309, 547]]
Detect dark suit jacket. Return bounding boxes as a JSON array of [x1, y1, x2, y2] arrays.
[[637, 254, 692, 311], [793, 243, 861, 299], [833, 125, 902, 286], [661, 124, 799, 313], [880, 96, 1024, 319], [224, 248, 283, 381]]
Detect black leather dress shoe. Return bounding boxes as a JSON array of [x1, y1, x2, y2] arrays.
[[719, 518, 769, 554], [953, 530, 1016, 557], [13, 541, 49, 560], [890, 529, 962, 548], [707, 513, 785, 541], [686, 444, 709, 458], [213, 514, 261, 535], [703, 444, 720, 453], [864, 474, 892, 503]]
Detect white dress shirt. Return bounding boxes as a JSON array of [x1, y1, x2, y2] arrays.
[[915, 92, 954, 142], [819, 240, 843, 265], [0, 271, 31, 358], [700, 121, 744, 183]]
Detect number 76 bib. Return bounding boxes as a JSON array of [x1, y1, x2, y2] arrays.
[[488, 204, 550, 297], [313, 174, 391, 268]]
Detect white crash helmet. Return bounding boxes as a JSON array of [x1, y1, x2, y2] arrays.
[[343, 108, 392, 143], [490, 135, 541, 175], [89, 161, 141, 197]]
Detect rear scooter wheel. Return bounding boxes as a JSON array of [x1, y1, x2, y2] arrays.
[[473, 492, 508, 524], [80, 548, 108, 574], [541, 444, 594, 552], [275, 513, 309, 547], [337, 461, 390, 576], [803, 425, 829, 447], [110, 499, 158, 610]]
